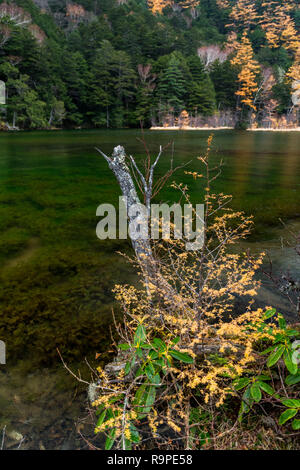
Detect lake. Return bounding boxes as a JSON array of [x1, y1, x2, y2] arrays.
[[0, 129, 299, 449]]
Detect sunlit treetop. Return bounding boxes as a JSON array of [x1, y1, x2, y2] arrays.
[[231, 32, 260, 110], [227, 0, 259, 30], [148, 0, 200, 15], [260, 1, 299, 52]]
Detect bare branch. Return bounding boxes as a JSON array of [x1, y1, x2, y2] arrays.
[[95, 147, 111, 164], [129, 155, 147, 192]]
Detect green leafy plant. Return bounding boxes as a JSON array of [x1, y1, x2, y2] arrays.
[[234, 309, 300, 428], [94, 324, 194, 450], [279, 399, 300, 429]]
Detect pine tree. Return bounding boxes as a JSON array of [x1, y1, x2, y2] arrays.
[[61, 51, 89, 125], [186, 56, 216, 115], [0, 63, 47, 129], [157, 53, 187, 114], [87, 40, 135, 127], [210, 59, 239, 110], [135, 64, 156, 126]]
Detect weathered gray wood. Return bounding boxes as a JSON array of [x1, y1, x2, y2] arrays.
[[96, 145, 157, 286]]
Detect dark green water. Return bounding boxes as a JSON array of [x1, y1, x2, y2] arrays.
[[0, 129, 299, 449]]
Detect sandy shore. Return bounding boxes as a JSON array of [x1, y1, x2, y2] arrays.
[[150, 126, 232, 131], [247, 127, 300, 132], [150, 126, 300, 132]]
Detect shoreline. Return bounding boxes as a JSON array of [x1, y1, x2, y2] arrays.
[[150, 126, 300, 132], [2, 126, 300, 133], [248, 127, 300, 132]]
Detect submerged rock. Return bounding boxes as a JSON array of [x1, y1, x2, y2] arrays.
[[7, 430, 23, 442]]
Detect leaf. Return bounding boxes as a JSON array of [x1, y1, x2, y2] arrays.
[[124, 361, 131, 376], [119, 343, 131, 351], [135, 366, 144, 378], [238, 387, 253, 421], [96, 410, 107, 427], [95, 404, 104, 415], [274, 333, 285, 343], [136, 348, 143, 359], [134, 324, 146, 347], [134, 385, 146, 407], [281, 399, 300, 409], [148, 350, 158, 360], [134, 385, 156, 416], [279, 408, 298, 425], [278, 315, 286, 330], [131, 356, 136, 369], [134, 384, 146, 402], [169, 349, 194, 363], [286, 329, 300, 337], [145, 385, 156, 411], [258, 381, 275, 396], [267, 344, 285, 367], [264, 308, 276, 319], [284, 349, 298, 375], [256, 375, 271, 381], [105, 428, 116, 450], [125, 439, 132, 450], [292, 419, 300, 430], [154, 358, 165, 368], [152, 338, 166, 352], [145, 364, 155, 381], [129, 423, 140, 443], [151, 373, 161, 385], [261, 345, 276, 355], [171, 336, 180, 345], [285, 374, 300, 386], [250, 383, 262, 402], [233, 377, 251, 391], [108, 395, 122, 405]]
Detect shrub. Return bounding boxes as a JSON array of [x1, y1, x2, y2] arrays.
[[90, 137, 299, 449]]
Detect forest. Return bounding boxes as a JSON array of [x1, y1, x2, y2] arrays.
[[0, 0, 299, 130], [0, 0, 300, 453]]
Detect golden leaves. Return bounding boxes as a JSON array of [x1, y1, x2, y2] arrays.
[[260, 1, 299, 52], [148, 0, 200, 15], [231, 32, 260, 110], [228, 0, 259, 30]]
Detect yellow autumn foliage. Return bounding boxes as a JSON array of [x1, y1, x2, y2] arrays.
[[91, 137, 279, 449]]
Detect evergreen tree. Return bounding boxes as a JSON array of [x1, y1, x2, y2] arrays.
[[61, 51, 89, 125], [0, 0, 298, 129], [210, 59, 239, 110], [0, 62, 47, 128], [87, 40, 135, 127], [156, 52, 187, 114], [186, 56, 216, 115]]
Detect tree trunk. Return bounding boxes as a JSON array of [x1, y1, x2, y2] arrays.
[[97, 145, 175, 301], [97, 145, 157, 285], [48, 108, 54, 126]]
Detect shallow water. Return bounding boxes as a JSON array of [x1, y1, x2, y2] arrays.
[[0, 129, 299, 449]]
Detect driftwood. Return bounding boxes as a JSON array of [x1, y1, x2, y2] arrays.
[[96, 145, 157, 285], [96, 144, 179, 303]]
